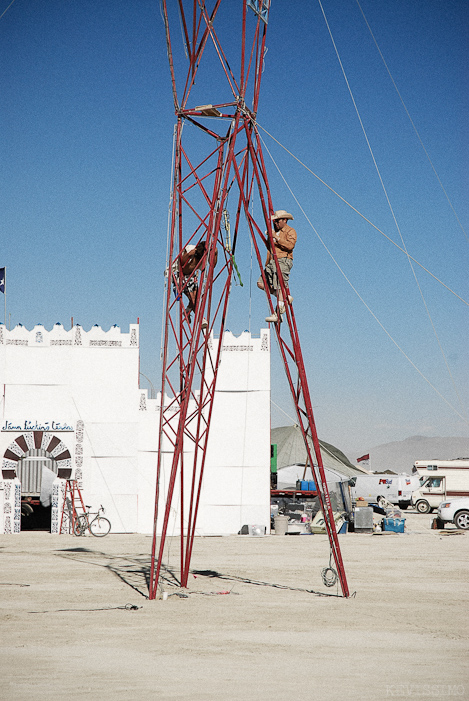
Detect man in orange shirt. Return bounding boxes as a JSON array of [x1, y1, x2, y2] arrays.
[[257, 210, 296, 323]]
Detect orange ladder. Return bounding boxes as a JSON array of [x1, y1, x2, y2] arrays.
[[59, 480, 86, 534]]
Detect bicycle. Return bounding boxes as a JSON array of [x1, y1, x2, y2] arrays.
[[73, 505, 111, 537]]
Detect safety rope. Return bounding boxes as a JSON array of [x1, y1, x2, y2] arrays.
[[318, 0, 467, 422], [0, 0, 17, 21], [321, 562, 338, 588], [29, 604, 141, 614], [222, 209, 243, 287], [230, 255, 243, 287], [259, 134, 468, 426], [355, 0, 468, 244], [255, 123, 468, 309], [161, 123, 179, 361]]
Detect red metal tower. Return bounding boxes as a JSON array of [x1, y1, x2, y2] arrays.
[[149, 0, 350, 599]]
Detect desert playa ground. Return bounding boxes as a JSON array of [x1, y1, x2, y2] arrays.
[[1, 511, 468, 701]]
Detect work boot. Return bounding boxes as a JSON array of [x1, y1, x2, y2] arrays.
[[279, 302, 285, 315], [201, 318, 208, 329], [288, 295, 294, 304], [265, 312, 278, 323]]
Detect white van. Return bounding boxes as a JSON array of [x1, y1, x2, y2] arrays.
[[411, 459, 469, 513], [349, 473, 419, 509]]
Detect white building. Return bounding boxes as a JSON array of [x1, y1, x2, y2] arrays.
[[0, 322, 271, 536]]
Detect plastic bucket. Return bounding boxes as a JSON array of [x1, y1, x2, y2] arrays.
[[273, 515, 289, 535]]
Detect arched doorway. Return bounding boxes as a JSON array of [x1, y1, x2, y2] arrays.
[[18, 451, 57, 495], [2, 431, 72, 531]]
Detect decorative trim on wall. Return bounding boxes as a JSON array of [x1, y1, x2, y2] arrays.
[[0, 478, 21, 534], [89, 340, 122, 347], [51, 479, 69, 534], [1, 323, 139, 347], [1, 432, 72, 476], [75, 420, 84, 490], [221, 344, 254, 352]]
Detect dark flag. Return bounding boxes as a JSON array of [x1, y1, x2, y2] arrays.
[[0, 268, 4, 294], [357, 454, 369, 463]]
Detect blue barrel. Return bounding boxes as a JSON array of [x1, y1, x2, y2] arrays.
[[300, 480, 309, 491], [308, 480, 316, 491]]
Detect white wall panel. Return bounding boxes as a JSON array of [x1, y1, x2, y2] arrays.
[[4, 346, 71, 385], [85, 423, 137, 457], [196, 505, 244, 535], [87, 457, 137, 495], [71, 387, 140, 423], [206, 391, 270, 468], [240, 466, 271, 505], [3, 385, 77, 423], [136, 451, 157, 533], [138, 412, 159, 452], [199, 466, 243, 505], [85, 492, 138, 533]]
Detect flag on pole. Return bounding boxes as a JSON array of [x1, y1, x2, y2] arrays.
[[0, 268, 5, 294], [357, 454, 369, 463]]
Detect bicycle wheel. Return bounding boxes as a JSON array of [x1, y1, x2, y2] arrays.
[[73, 516, 86, 536], [90, 516, 111, 537]]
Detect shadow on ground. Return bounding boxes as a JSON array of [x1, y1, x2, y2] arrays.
[[55, 549, 343, 599], [56, 547, 178, 599]]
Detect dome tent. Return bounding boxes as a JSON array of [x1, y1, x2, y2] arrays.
[[272, 425, 365, 487]]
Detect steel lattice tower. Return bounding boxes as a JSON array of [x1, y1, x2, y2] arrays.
[[149, 0, 350, 599]]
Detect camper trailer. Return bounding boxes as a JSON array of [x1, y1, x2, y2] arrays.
[[411, 459, 469, 513], [349, 473, 419, 509]]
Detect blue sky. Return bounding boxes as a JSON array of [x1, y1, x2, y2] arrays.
[[1, 0, 468, 461]]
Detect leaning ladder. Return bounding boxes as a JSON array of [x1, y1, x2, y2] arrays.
[[59, 479, 86, 534]]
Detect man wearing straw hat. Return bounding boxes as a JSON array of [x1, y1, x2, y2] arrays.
[[257, 210, 296, 323]]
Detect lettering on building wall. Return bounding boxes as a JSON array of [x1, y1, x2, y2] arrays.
[[1, 421, 74, 432]]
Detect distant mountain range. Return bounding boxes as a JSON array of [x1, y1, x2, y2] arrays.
[[351, 436, 469, 474]]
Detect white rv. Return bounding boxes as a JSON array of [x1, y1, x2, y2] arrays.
[[411, 459, 469, 513], [349, 473, 419, 509]]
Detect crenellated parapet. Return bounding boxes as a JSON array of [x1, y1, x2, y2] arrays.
[[0, 323, 139, 348]]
